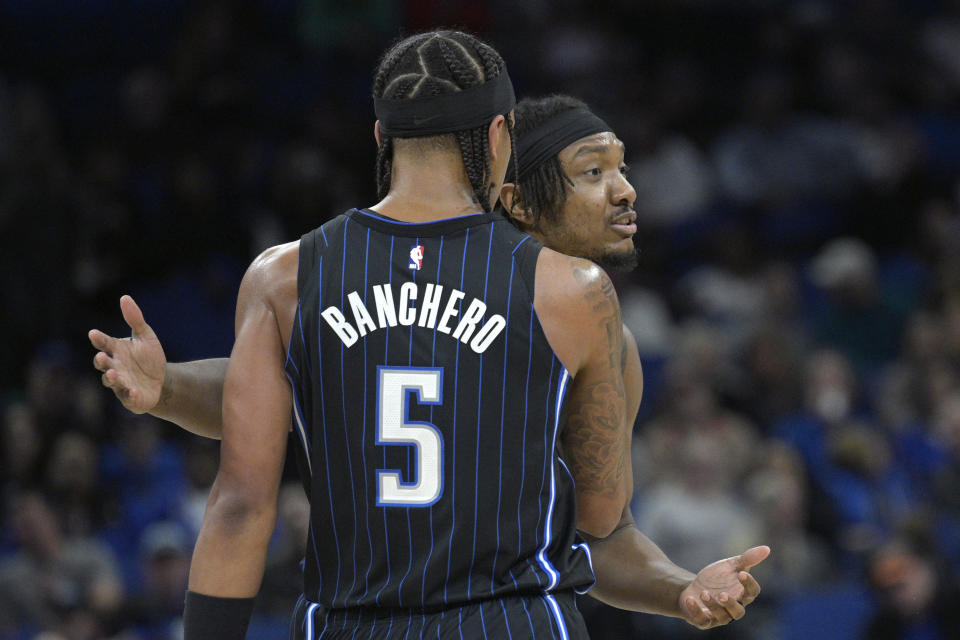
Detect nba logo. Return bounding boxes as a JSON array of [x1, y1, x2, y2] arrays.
[[409, 245, 424, 270]]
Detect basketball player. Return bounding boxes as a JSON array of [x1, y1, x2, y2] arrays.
[[91, 79, 766, 636], [126, 30, 631, 640], [501, 94, 769, 627]]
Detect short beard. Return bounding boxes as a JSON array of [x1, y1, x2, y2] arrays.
[[596, 247, 640, 273]]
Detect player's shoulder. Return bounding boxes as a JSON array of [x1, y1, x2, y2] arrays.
[[250, 240, 300, 275], [537, 248, 615, 307], [242, 240, 301, 299]]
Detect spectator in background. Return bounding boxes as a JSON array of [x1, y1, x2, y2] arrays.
[[43, 432, 102, 538], [110, 520, 192, 640], [98, 415, 186, 588], [641, 324, 760, 480], [747, 443, 834, 594], [931, 392, 960, 570], [943, 293, 960, 368], [824, 419, 915, 556], [810, 237, 908, 377], [918, 199, 960, 295], [637, 433, 764, 577], [634, 434, 764, 640], [178, 439, 220, 541], [625, 108, 716, 228], [777, 349, 866, 469], [861, 539, 960, 640], [675, 225, 768, 351], [743, 442, 834, 639], [711, 69, 852, 247], [738, 322, 805, 431], [880, 309, 948, 430], [932, 391, 960, 513], [1, 402, 42, 488], [0, 492, 123, 638]]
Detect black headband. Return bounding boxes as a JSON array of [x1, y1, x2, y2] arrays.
[[374, 72, 516, 138], [516, 107, 612, 181]]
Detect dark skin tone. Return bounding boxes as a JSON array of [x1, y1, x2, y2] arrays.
[[93, 113, 628, 599], [504, 131, 769, 625], [90, 128, 767, 627]]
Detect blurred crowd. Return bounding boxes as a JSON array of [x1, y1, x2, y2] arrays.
[[2, 1, 960, 639]]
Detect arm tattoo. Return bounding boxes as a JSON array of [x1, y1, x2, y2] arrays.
[[564, 379, 627, 497], [564, 266, 626, 497]]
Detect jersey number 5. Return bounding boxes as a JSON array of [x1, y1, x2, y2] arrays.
[[376, 367, 443, 507]]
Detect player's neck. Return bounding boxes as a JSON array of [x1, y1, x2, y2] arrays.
[[373, 152, 487, 222]]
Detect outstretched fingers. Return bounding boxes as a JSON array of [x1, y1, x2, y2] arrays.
[[119, 295, 152, 337], [88, 329, 117, 355], [92, 351, 113, 373], [735, 545, 771, 571]]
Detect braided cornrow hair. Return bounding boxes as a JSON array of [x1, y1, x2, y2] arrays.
[[372, 30, 517, 212]]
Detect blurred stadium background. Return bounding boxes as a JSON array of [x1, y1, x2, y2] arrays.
[[2, 1, 960, 639]]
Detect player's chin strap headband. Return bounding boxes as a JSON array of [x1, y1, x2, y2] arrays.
[[374, 72, 516, 138], [516, 107, 611, 181]]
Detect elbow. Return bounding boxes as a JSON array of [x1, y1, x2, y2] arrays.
[[206, 489, 276, 537], [577, 499, 623, 539]]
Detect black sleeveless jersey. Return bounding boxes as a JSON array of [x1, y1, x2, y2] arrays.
[[283, 208, 595, 611]]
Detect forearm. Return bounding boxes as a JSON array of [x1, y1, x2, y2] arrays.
[[187, 484, 276, 597], [585, 512, 695, 615], [151, 359, 229, 438]]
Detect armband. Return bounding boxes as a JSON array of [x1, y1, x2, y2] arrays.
[[183, 590, 255, 640]]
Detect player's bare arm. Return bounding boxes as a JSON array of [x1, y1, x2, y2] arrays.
[[620, 325, 643, 491], [89, 295, 229, 439], [583, 503, 769, 628], [187, 241, 299, 602], [535, 248, 629, 538], [583, 322, 770, 627]]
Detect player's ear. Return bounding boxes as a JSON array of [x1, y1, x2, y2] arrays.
[[487, 114, 507, 164], [374, 120, 383, 148], [500, 183, 534, 229]]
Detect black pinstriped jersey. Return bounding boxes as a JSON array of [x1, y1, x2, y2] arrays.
[[284, 208, 595, 612]]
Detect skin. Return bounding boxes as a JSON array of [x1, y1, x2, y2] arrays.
[[89, 122, 768, 627], [95, 111, 629, 602], [502, 129, 768, 626], [502, 131, 638, 270]]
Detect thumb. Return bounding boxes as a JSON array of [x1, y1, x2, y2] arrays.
[[119, 295, 153, 338], [734, 545, 771, 571]]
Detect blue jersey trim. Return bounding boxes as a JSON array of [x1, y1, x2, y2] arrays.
[[353, 207, 485, 226]]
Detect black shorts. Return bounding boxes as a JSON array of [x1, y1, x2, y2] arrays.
[[289, 591, 589, 639]]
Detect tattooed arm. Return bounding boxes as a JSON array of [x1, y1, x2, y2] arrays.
[[534, 249, 629, 538], [584, 324, 771, 627]]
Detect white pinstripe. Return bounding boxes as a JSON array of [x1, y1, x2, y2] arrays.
[[543, 594, 570, 640], [535, 369, 570, 591]]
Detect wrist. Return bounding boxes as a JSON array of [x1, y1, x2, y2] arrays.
[[156, 363, 174, 410], [183, 590, 255, 640], [655, 564, 696, 618]]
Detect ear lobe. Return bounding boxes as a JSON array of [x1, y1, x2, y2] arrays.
[[374, 120, 383, 148]]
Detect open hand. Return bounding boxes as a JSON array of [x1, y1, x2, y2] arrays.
[[678, 545, 770, 629], [89, 295, 166, 413]]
